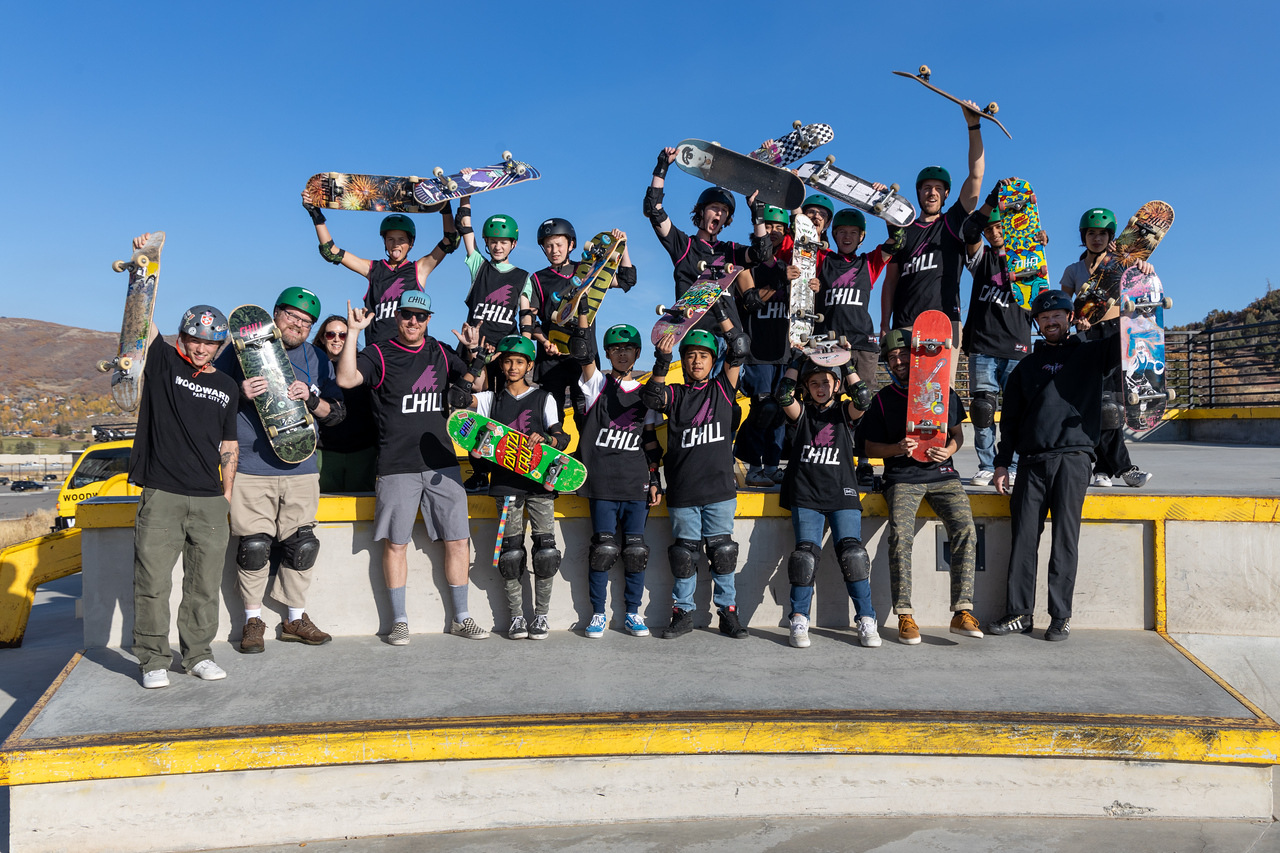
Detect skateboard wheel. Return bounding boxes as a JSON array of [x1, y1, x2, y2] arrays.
[[919, 64, 931, 78], [97, 360, 112, 373], [136, 254, 149, 268], [1166, 389, 1177, 402], [271, 326, 282, 340], [111, 259, 128, 273], [942, 339, 951, 350], [838, 335, 849, 347], [1127, 391, 1139, 406], [1162, 297, 1173, 310], [515, 163, 527, 176], [446, 179, 458, 191], [118, 356, 133, 370], [232, 337, 245, 353], [502, 150, 512, 161], [825, 154, 836, 165], [813, 313, 824, 324], [986, 102, 999, 115], [906, 420, 917, 433], [682, 308, 696, 318], [433, 167, 444, 178], [793, 119, 802, 129], [1121, 298, 1133, 313], [656, 305, 667, 317], [303, 410, 314, 426], [697, 260, 709, 272], [267, 425, 279, 439]]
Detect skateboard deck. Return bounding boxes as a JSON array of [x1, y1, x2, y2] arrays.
[[303, 153, 539, 214], [997, 178, 1050, 310], [547, 231, 626, 351], [412, 152, 539, 207], [801, 334, 851, 367], [788, 213, 824, 345], [448, 410, 588, 493], [1119, 267, 1173, 431], [749, 121, 834, 168], [1073, 201, 1175, 325], [892, 65, 1012, 139], [99, 231, 164, 412], [905, 310, 953, 463], [674, 139, 806, 210], [228, 305, 316, 464], [652, 263, 742, 346], [797, 158, 918, 227]]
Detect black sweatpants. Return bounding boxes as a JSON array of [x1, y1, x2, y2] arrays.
[[1005, 450, 1092, 620]]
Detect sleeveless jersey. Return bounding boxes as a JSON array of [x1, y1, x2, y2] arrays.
[[355, 336, 459, 475], [578, 374, 650, 502], [364, 260, 423, 346], [661, 373, 738, 508], [466, 261, 526, 347], [489, 386, 557, 498], [781, 402, 862, 511], [815, 251, 885, 352]]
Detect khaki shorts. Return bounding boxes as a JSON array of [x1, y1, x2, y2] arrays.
[[229, 473, 319, 540], [374, 468, 469, 544]]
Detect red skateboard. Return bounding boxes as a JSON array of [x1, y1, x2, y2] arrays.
[[905, 310, 953, 462]]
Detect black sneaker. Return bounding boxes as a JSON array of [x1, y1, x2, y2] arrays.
[[1045, 617, 1071, 642], [856, 463, 876, 489], [463, 470, 489, 493], [987, 613, 1034, 636], [718, 606, 749, 639], [660, 607, 694, 639]]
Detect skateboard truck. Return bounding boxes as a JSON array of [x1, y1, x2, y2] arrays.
[[432, 167, 458, 192], [501, 151, 528, 176], [543, 456, 565, 492], [473, 422, 502, 459]]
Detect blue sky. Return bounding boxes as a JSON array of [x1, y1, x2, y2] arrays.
[[2, 2, 1276, 366]]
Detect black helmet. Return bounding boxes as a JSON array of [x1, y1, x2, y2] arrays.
[[799, 359, 841, 386], [536, 217, 576, 246], [695, 186, 735, 217], [1030, 289, 1074, 317]]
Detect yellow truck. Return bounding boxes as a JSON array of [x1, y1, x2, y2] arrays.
[[54, 439, 139, 530]]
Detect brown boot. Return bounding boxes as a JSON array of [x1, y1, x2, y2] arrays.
[[280, 612, 332, 646], [239, 616, 266, 654]]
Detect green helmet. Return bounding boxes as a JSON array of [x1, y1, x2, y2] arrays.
[[831, 208, 867, 233], [380, 214, 416, 240], [603, 324, 642, 348], [880, 328, 910, 360], [987, 208, 1002, 226], [483, 214, 519, 240], [916, 165, 952, 193], [275, 286, 321, 321], [801, 194, 835, 222], [1079, 207, 1117, 236], [679, 329, 718, 355], [496, 334, 536, 361], [761, 205, 790, 225]]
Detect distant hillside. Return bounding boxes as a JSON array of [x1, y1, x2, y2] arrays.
[[0, 318, 123, 398], [1172, 285, 1280, 331]]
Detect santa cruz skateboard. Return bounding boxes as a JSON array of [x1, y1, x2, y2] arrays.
[[1074, 201, 1175, 325], [749, 120, 835, 168], [892, 65, 1012, 140], [997, 178, 1050, 309], [674, 139, 806, 210], [303, 153, 539, 214], [905, 310, 953, 463], [99, 231, 164, 412], [448, 410, 588, 493], [547, 231, 626, 351], [797, 158, 918, 227], [652, 263, 742, 346], [789, 213, 824, 345], [228, 305, 316, 464], [1119, 267, 1174, 431]]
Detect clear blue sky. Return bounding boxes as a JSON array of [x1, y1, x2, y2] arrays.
[[2, 2, 1276, 367]]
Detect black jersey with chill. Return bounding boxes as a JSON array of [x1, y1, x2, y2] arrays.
[[860, 383, 966, 486], [577, 374, 652, 502], [466, 261, 526, 346], [653, 372, 738, 508], [962, 244, 1031, 360], [356, 336, 463, 475], [781, 401, 862, 511], [815, 250, 887, 352], [488, 386, 557, 498], [891, 202, 969, 327], [365, 260, 422, 346]]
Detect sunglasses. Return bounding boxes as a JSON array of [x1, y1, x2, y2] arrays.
[[399, 309, 431, 322], [323, 330, 348, 341]]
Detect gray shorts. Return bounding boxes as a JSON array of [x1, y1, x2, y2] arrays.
[[374, 468, 469, 544]]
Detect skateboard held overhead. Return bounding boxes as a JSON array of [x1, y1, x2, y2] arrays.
[[674, 139, 806, 210], [413, 152, 539, 207], [448, 410, 587, 493], [905, 310, 953, 463], [1119, 267, 1174, 431], [228, 305, 316, 465], [303, 153, 539, 215], [797, 158, 917, 227], [1073, 201, 1175, 325], [652, 262, 742, 347], [892, 65, 1012, 140], [801, 334, 852, 367], [749, 120, 835, 168], [997, 178, 1050, 309], [547, 230, 626, 351], [99, 231, 165, 413], [788, 213, 824, 345]]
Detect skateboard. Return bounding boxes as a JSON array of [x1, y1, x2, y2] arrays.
[[997, 178, 1050, 310], [892, 65, 1012, 140], [1119, 267, 1174, 431], [546, 231, 626, 351], [99, 231, 164, 412], [448, 410, 588, 493], [801, 334, 851, 367], [228, 305, 316, 464], [788, 213, 824, 345], [674, 139, 806, 210], [905, 310, 953, 463], [1073, 201, 1175, 325], [652, 263, 742, 346], [412, 152, 539, 207], [796, 158, 918, 227], [303, 153, 539, 214], [749, 121, 835, 168]]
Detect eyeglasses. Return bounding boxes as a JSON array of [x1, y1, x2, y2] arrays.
[[279, 308, 315, 327], [398, 309, 431, 323], [323, 330, 348, 341]]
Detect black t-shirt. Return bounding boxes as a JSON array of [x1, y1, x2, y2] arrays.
[[315, 344, 376, 454], [128, 340, 240, 497], [650, 372, 738, 507], [356, 335, 465, 475], [365, 260, 422, 346], [891, 202, 969, 327], [859, 382, 966, 485], [962, 244, 1032, 360], [653, 222, 753, 335], [781, 401, 862, 511], [736, 262, 790, 364], [465, 260, 527, 347], [815, 250, 888, 352]]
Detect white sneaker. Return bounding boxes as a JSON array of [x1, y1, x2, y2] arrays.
[[450, 617, 491, 639], [1007, 470, 1017, 486], [969, 469, 994, 486], [1091, 473, 1113, 487], [189, 660, 226, 681], [1122, 468, 1152, 488], [141, 669, 169, 689], [857, 615, 882, 648], [789, 614, 811, 648], [745, 465, 773, 487]]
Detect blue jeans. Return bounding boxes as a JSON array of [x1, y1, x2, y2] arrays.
[[969, 353, 1019, 474], [589, 499, 649, 613], [789, 506, 874, 621], [669, 498, 737, 610], [734, 363, 784, 467]]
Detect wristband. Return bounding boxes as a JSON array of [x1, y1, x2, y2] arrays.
[[968, 122, 980, 131], [652, 350, 672, 376], [303, 203, 326, 225], [652, 150, 671, 179], [304, 393, 321, 412]]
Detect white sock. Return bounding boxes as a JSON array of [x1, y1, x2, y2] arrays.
[[287, 607, 305, 622], [245, 608, 262, 621]]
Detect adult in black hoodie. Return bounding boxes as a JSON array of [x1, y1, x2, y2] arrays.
[[988, 290, 1119, 643]]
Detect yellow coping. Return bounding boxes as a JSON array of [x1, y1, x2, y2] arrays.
[[1163, 406, 1280, 420], [0, 529, 81, 648]]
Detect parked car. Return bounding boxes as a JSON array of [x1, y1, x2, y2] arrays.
[[10, 480, 42, 492], [42, 473, 61, 481], [0, 477, 10, 485]]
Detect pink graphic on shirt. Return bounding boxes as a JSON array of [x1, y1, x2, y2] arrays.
[[831, 265, 861, 289], [812, 423, 835, 447], [411, 365, 439, 392], [691, 399, 713, 427], [608, 407, 641, 431], [511, 409, 534, 434], [486, 284, 514, 305], [383, 277, 409, 302]]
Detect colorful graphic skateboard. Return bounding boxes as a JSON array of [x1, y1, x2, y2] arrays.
[[1119, 267, 1174, 431], [652, 263, 742, 346], [905, 310, 953, 463], [228, 305, 316, 464], [749, 121, 834, 168], [303, 154, 539, 214], [801, 334, 852, 367], [789, 213, 824, 345], [997, 178, 1050, 310], [412, 152, 539, 207], [448, 410, 588, 493], [797, 158, 918, 227], [547, 231, 626, 351], [892, 65, 1012, 139], [1074, 201, 1175, 325], [674, 139, 806, 210], [99, 231, 164, 412]]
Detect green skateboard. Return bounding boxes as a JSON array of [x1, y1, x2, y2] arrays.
[[228, 305, 316, 464], [448, 410, 587, 493]]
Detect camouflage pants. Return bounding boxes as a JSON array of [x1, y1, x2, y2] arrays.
[[883, 478, 976, 614]]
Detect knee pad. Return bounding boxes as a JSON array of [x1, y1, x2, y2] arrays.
[[837, 537, 871, 583], [498, 535, 527, 580], [1101, 393, 1123, 431], [281, 525, 320, 570], [531, 533, 562, 578], [588, 532, 620, 574], [747, 393, 783, 431], [622, 534, 649, 575], [970, 391, 998, 429], [787, 541, 820, 587], [706, 534, 739, 576], [668, 538, 701, 579], [236, 533, 273, 572]]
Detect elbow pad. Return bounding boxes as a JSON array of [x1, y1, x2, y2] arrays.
[[569, 329, 593, 365], [616, 264, 637, 292], [319, 240, 345, 265], [850, 380, 871, 411], [776, 377, 797, 407], [437, 232, 461, 255], [641, 380, 668, 412], [724, 328, 751, 366], [644, 186, 667, 223], [447, 380, 474, 410], [318, 397, 346, 426], [749, 232, 773, 264]]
